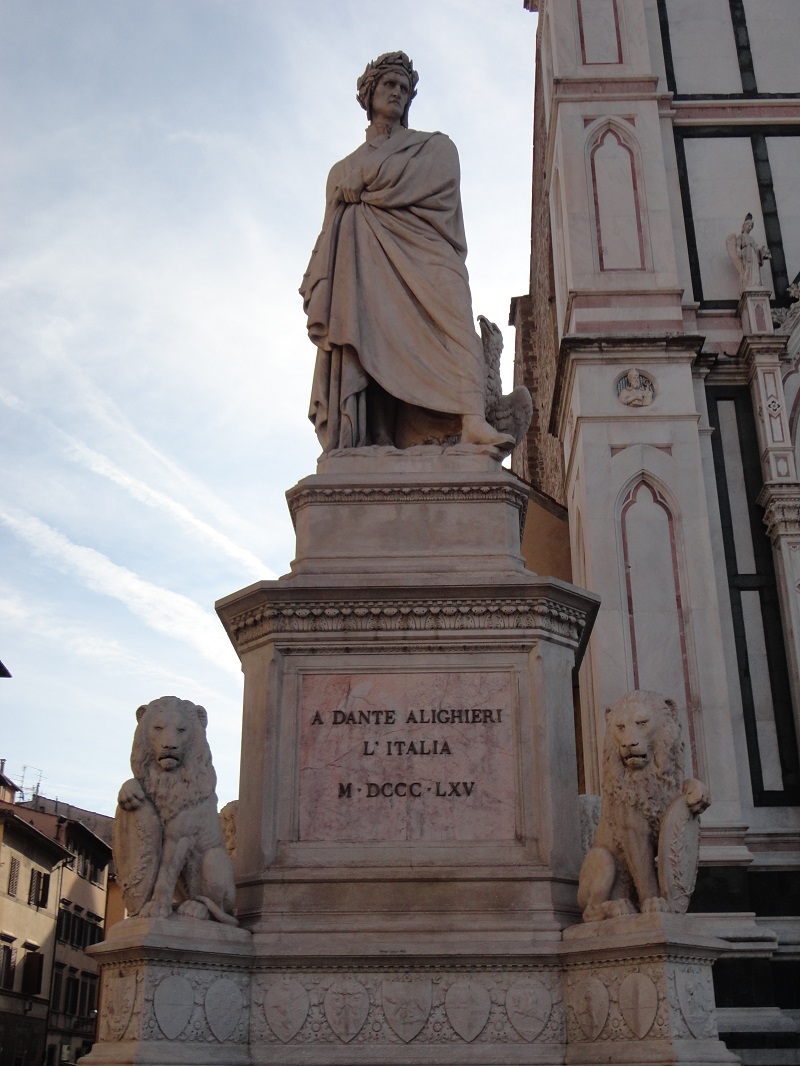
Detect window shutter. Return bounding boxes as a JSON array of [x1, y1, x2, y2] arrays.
[[0, 945, 11, 989], [7, 856, 20, 897]]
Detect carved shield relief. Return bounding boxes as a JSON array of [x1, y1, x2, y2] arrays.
[[153, 975, 194, 1040], [205, 978, 243, 1042], [675, 970, 715, 1038], [263, 980, 309, 1043], [112, 798, 161, 915], [324, 978, 370, 1043], [101, 968, 138, 1041], [618, 973, 658, 1039], [445, 980, 491, 1042], [503, 980, 554, 1040], [572, 977, 609, 1040], [382, 980, 432, 1042], [505, 977, 552, 1041], [658, 795, 700, 912]]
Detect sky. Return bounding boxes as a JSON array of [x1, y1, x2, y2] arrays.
[[0, 0, 538, 815]]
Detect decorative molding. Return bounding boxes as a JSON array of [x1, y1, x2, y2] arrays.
[[280, 641, 542, 657], [758, 486, 800, 541], [287, 482, 530, 538], [225, 594, 591, 649], [250, 967, 565, 1047]]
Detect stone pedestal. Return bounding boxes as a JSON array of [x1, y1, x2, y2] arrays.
[[84, 917, 253, 1066], [216, 454, 600, 960], [738, 288, 773, 336], [562, 914, 739, 1066]]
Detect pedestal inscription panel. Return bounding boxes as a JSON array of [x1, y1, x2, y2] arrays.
[[298, 670, 516, 843]]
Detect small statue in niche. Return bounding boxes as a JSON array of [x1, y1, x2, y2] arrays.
[[113, 696, 237, 925], [577, 690, 710, 922], [617, 368, 654, 407], [726, 213, 771, 292]]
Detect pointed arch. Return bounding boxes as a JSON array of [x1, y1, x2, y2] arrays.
[[586, 119, 649, 272], [616, 474, 701, 774]]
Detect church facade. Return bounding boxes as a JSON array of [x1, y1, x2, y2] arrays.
[[514, 0, 800, 1055]]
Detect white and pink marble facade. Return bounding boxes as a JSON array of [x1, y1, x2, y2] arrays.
[[556, 339, 747, 835], [534, 0, 800, 856], [538, 0, 683, 342]]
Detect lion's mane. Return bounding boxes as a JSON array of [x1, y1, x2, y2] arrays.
[[131, 696, 217, 823], [602, 690, 683, 833]]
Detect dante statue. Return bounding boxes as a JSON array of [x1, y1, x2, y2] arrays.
[[726, 213, 771, 292], [300, 51, 514, 452]]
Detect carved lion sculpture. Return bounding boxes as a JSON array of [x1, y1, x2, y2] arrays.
[[113, 696, 237, 925], [577, 690, 710, 922]]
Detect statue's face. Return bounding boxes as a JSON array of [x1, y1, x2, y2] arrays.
[[146, 706, 192, 771], [743, 218, 754, 233], [371, 69, 411, 124], [608, 701, 659, 771]]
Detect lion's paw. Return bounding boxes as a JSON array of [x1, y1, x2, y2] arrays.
[[177, 900, 210, 921], [605, 899, 636, 918], [641, 895, 670, 914], [583, 898, 636, 921], [118, 778, 146, 812], [682, 777, 711, 815], [139, 899, 173, 920]]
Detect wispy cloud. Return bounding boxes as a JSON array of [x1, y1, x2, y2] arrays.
[[34, 341, 260, 531], [58, 433, 274, 577], [0, 388, 31, 413], [0, 386, 276, 579], [0, 507, 239, 676], [0, 585, 229, 701]]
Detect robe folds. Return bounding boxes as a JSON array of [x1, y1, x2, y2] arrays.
[[300, 127, 485, 451]]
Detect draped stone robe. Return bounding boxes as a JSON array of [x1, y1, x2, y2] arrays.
[[300, 127, 485, 451]]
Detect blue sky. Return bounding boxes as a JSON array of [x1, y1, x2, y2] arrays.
[[0, 0, 537, 814]]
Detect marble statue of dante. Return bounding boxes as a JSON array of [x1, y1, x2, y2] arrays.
[[300, 51, 513, 452], [726, 213, 771, 292]]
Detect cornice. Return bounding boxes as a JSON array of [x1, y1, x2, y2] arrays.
[[553, 75, 659, 101], [287, 482, 530, 533], [218, 585, 599, 658], [549, 333, 705, 438], [757, 485, 800, 541]]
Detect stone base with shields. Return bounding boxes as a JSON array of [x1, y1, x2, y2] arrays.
[[84, 449, 738, 1066]]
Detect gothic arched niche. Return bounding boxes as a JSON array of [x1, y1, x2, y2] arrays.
[[588, 124, 647, 272], [617, 476, 701, 775]]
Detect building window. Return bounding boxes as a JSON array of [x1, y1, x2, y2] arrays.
[[77, 973, 89, 1018], [52, 965, 64, 1013], [21, 950, 43, 996], [7, 856, 20, 897], [27, 869, 50, 909], [57, 906, 71, 942], [86, 974, 98, 1016], [64, 973, 79, 1016], [0, 944, 17, 990], [70, 914, 86, 949]]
